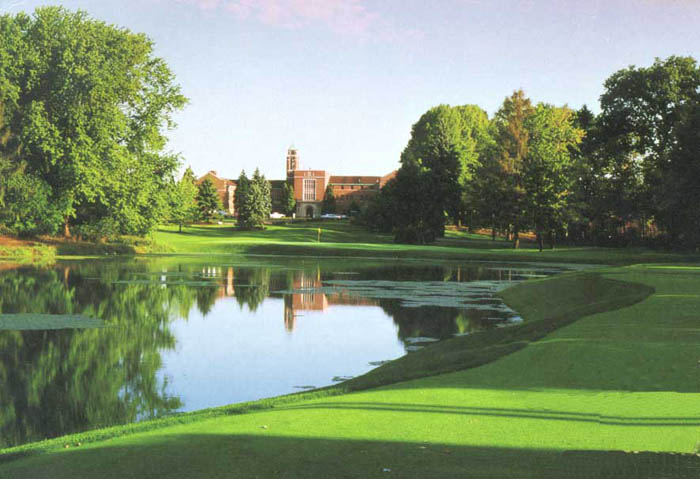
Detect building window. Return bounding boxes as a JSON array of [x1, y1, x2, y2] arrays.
[[303, 179, 316, 201]]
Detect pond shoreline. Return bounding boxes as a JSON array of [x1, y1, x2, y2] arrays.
[[0, 267, 653, 459]]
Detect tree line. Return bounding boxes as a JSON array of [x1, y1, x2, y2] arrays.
[[363, 56, 700, 250]]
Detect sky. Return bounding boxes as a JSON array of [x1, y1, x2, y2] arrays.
[[3, 0, 700, 179]]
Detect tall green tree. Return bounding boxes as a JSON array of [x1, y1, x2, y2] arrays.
[[391, 162, 444, 244], [249, 169, 272, 229], [282, 182, 296, 216], [234, 171, 251, 224], [322, 184, 336, 214], [0, 7, 187, 237], [169, 167, 198, 232], [237, 169, 271, 229], [196, 179, 221, 223], [400, 104, 488, 230], [522, 104, 583, 250], [492, 90, 535, 248]]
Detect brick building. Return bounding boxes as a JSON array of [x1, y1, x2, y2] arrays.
[[196, 148, 396, 218]]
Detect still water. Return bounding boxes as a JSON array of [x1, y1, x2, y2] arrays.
[[0, 257, 568, 447]]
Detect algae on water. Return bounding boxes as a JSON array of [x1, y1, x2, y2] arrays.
[[0, 314, 105, 330]]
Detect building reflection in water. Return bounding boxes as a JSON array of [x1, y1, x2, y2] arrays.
[[202, 266, 378, 333]]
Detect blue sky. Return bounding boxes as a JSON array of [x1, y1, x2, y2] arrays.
[[4, 0, 700, 179]]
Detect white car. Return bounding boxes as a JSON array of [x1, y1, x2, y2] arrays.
[[269, 212, 286, 219]]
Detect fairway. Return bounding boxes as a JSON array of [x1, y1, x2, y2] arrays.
[[151, 222, 698, 266], [2, 264, 698, 478]]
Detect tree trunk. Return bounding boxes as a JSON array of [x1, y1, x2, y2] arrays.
[[513, 229, 520, 249], [537, 231, 543, 252], [64, 217, 71, 238], [179, 223, 183, 233], [549, 230, 556, 249], [491, 227, 496, 241]]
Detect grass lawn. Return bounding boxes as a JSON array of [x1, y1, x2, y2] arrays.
[[2, 264, 699, 478], [152, 222, 699, 265]]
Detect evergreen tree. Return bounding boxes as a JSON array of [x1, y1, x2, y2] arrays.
[[234, 171, 251, 225], [322, 185, 336, 214], [282, 183, 296, 216], [249, 169, 272, 229], [492, 90, 535, 248], [170, 167, 198, 232], [196, 179, 221, 223], [237, 169, 271, 229]]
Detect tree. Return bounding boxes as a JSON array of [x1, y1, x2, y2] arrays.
[[237, 169, 271, 229], [522, 104, 583, 250], [169, 167, 198, 232], [492, 90, 535, 248], [390, 162, 443, 244], [196, 179, 221, 223], [322, 185, 336, 214], [598, 56, 700, 248], [0, 7, 187, 237], [234, 171, 251, 224], [282, 183, 296, 216], [249, 169, 272, 229], [400, 104, 488, 230]]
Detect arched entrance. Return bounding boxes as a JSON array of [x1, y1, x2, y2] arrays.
[[305, 205, 315, 218]]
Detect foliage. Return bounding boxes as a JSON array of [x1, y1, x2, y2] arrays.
[[196, 179, 221, 223], [0, 166, 62, 236], [234, 171, 251, 223], [236, 169, 271, 230], [170, 167, 198, 232], [282, 182, 296, 216], [0, 7, 186, 237], [521, 104, 584, 249], [400, 104, 489, 230], [347, 200, 362, 217], [489, 90, 535, 246], [321, 184, 336, 214], [598, 56, 700, 249]]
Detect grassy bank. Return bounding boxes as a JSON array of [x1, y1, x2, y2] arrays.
[[2, 264, 699, 478], [0, 234, 169, 259]]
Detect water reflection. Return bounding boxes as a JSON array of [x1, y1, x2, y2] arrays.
[[0, 258, 565, 448]]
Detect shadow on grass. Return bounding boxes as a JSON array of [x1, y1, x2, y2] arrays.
[[3, 434, 698, 479], [281, 402, 700, 427]]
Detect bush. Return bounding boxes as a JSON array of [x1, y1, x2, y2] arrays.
[[73, 218, 120, 242], [0, 172, 61, 237]]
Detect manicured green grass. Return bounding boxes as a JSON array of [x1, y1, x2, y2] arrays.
[[152, 222, 698, 265], [3, 265, 699, 478]]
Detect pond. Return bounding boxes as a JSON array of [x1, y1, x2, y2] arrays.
[[0, 257, 571, 448]]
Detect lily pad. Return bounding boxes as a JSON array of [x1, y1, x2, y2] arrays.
[[0, 314, 105, 330], [275, 279, 522, 310]]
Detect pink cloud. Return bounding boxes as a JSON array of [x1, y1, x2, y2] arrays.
[[172, 0, 398, 38]]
